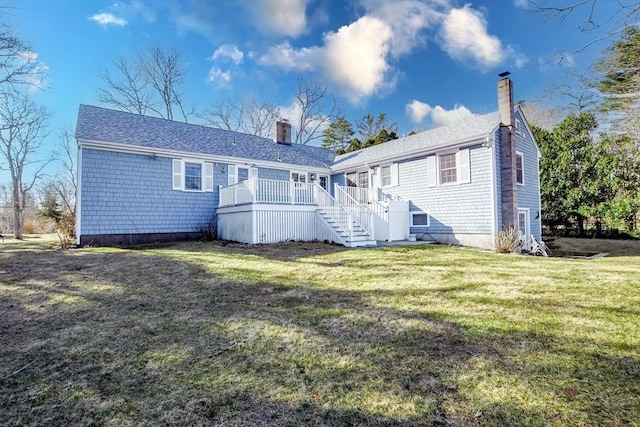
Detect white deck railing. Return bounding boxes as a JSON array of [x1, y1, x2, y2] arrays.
[[343, 186, 373, 203], [334, 184, 374, 237], [219, 178, 316, 207]]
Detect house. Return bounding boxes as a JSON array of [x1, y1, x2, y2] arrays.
[[75, 76, 541, 250]]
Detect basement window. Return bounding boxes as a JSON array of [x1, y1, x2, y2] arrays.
[[411, 212, 430, 228]]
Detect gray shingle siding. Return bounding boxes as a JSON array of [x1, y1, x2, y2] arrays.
[[80, 148, 219, 235], [514, 109, 542, 240], [76, 104, 541, 246], [258, 167, 290, 181], [381, 145, 494, 235]]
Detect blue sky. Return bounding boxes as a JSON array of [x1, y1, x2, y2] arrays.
[[2, 0, 621, 180]]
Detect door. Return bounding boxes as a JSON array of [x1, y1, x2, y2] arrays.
[[518, 208, 530, 250]]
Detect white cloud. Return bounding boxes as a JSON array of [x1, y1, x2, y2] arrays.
[[361, 0, 443, 56], [513, 0, 529, 8], [212, 44, 244, 65], [406, 100, 474, 127], [259, 16, 394, 104], [258, 41, 318, 71], [252, 0, 309, 38], [322, 16, 394, 103], [430, 104, 474, 126], [17, 51, 48, 90], [258, 1, 522, 103], [440, 5, 504, 70], [406, 99, 431, 124], [206, 67, 232, 87], [89, 12, 128, 27]]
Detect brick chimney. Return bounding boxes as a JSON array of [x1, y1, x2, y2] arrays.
[[274, 120, 291, 145], [497, 73, 518, 229]]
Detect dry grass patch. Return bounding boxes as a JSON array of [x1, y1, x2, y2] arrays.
[[1, 239, 639, 425]]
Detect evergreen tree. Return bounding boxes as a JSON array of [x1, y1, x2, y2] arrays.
[[38, 193, 63, 223], [322, 117, 354, 152]]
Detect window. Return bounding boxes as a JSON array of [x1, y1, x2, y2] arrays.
[[358, 171, 369, 188], [381, 165, 391, 187], [439, 153, 457, 184], [516, 152, 524, 185], [291, 172, 306, 183], [346, 172, 357, 187], [514, 119, 522, 135], [411, 212, 429, 228], [238, 167, 249, 182], [173, 159, 213, 192], [319, 176, 328, 190], [184, 162, 202, 190], [428, 149, 470, 187]]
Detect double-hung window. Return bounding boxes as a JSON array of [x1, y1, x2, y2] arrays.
[[516, 152, 524, 185], [427, 149, 470, 187], [173, 159, 214, 192], [381, 165, 391, 187], [184, 162, 202, 190], [439, 153, 457, 184]]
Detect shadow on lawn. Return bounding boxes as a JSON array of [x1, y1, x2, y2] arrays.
[[0, 242, 638, 425]]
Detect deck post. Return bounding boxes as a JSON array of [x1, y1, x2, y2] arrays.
[[290, 181, 295, 205]]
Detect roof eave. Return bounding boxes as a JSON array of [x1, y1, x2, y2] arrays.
[[330, 130, 497, 173], [77, 138, 332, 172]]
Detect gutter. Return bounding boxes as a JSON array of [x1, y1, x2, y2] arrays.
[[78, 138, 332, 174], [330, 130, 498, 173]]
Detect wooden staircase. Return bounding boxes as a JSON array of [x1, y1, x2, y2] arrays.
[[316, 206, 377, 247], [313, 186, 377, 248]]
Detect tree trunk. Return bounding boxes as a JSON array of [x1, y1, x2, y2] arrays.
[[577, 215, 585, 237], [12, 184, 22, 239]]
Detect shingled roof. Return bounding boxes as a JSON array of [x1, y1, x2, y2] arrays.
[[76, 105, 336, 169], [332, 112, 500, 170], [76, 104, 503, 172]]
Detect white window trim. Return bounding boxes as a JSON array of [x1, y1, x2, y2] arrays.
[[228, 164, 257, 185], [173, 158, 213, 192], [430, 148, 470, 187], [516, 151, 525, 186], [410, 212, 430, 228], [183, 160, 204, 192], [514, 118, 523, 135], [438, 151, 457, 186], [291, 170, 307, 182], [379, 163, 398, 188]]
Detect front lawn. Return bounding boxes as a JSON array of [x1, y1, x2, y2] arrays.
[[1, 239, 638, 425]]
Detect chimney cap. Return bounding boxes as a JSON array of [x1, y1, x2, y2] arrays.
[[498, 71, 511, 78]]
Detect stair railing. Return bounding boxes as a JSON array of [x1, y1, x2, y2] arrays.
[[315, 184, 375, 243], [333, 185, 374, 238]]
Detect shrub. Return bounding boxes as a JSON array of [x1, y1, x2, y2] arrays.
[[56, 212, 76, 249], [199, 216, 217, 241], [22, 220, 36, 234], [495, 226, 522, 254]]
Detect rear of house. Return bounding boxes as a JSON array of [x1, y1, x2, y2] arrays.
[[75, 76, 541, 250]]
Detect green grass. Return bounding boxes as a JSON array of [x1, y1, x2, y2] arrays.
[[1, 238, 639, 426]]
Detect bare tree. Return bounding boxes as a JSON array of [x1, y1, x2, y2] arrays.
[[291, 78, 339, 145], [49, 126, 77, 213], [96, 47, 194, 122], [243, 98, 280, 138], [200, 98, 280, 139], [200, 98, 244, 131], [96, 56, 153, 115], [530, 1, 640, 57], [0, 92, 51, 239], [0, 27, 44, 95]]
